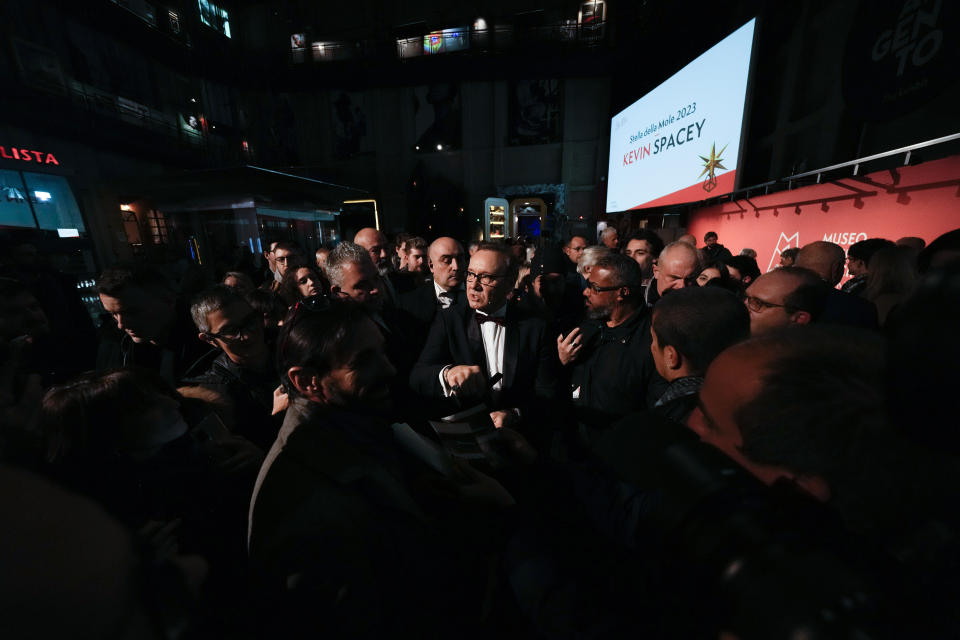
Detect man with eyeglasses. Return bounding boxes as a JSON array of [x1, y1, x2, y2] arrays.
[[558, 253, 666, 447], [411, 243, 559, 440], [261, 242, 303, 295], [743, 267, 828, 336], [184, 285, 283, 449]]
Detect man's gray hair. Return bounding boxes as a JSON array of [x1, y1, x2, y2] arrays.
[[190, 284, 248, 334], [325, 242, 373, 288], [577, 246, 611, 276]]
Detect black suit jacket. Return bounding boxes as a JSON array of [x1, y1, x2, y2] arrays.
[[819, 288, 879, 330], [409, 301, 561, 421]]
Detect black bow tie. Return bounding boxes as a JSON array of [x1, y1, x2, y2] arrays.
[[476, 314, 505, 326]]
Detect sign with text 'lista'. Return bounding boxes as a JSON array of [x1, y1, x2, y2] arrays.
[[606, 18, 756, 212]]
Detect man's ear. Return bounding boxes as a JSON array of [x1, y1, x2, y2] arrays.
[[652, 262, 661, 278], [616, 286, 631, 302], [330, 285, 344, 297], [790, 310, 812, 325], [663, 345, 682, 371], [287, 366, 324, 402], [198, 333, 219, 348]]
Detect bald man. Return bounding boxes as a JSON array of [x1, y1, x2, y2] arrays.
[[354, 227, 398, 305], [795, 241, 878, 329], [647, 241, 700, 307], [398, 236, 466, 351], [676, 233, 696, 247]]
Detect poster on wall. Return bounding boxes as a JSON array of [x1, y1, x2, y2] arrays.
[[331, 91, 370, 159], [413, 84, 462, 151], [508, 79, 562, 146], [606, 18, 756, 211]]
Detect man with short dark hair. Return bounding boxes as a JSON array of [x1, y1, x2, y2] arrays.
[[701, 231, 732, 264], [623, 230, 665, 287], [183, 285, 282, 449], [97, 263, 211, 384], [843, 238, 896, 296], [261, 242, 303, 294], [249, 301, 509, 636], [649, 287, 750, 422], [779, 247, 799, 267], [724, 255, 761, 285], [559, 253, 666, 442], [411, 243, 559, 438], [743, 267, 828, 336]]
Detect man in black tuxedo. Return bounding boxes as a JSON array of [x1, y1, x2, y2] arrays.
[[398, 236, 465, 352], [410, 243, 559, 438]]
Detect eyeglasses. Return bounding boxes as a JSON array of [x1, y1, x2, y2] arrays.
[[585, 280, 625, 293], [744, 295, 790, 313], [465, 271, 507, 286], [206, 311, 261, 341]]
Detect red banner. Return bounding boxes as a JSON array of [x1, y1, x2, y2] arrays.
[[687, 154, 960, 275]]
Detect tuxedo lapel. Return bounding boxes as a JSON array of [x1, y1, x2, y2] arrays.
[[463, 309, 488, 375], [502, 306, 520, 390]]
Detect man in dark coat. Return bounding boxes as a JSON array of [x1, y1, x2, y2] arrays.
[[397, 236, 465, 354], [248, 302, 512, 637], [558, 253, 667, 449], [795, 241, 878, 329]]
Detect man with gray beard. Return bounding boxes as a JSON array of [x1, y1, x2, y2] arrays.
[[558, 253, 667, 449]]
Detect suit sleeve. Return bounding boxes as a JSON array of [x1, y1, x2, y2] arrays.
[[409, 309, 452, 398]]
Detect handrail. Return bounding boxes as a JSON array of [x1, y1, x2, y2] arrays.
[[783, 132, 960, 181]]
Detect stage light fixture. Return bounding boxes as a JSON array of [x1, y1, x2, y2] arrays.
[[436, 144, 443, 151]]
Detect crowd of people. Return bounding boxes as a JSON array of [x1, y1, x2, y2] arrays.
[[1, 222, 960, 638]]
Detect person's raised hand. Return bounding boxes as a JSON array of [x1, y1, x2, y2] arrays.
[[557, 327, 583, 366], [444, 365, 485, 397]]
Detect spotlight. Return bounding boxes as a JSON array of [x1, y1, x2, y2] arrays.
[[436, 144, 443, 151], [415, 145, 420, 151]]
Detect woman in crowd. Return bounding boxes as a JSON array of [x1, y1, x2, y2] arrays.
[[279, 264, 328, 307]]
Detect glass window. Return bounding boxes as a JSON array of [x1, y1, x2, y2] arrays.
[[198, 0, 231, 38], [0, 170, 36, 228], [22, 172, 85, 233]]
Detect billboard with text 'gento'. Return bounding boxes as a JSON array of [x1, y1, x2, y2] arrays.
[[606, 18, 756, 212]]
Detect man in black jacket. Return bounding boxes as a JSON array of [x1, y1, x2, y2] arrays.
[[410, 243, 559, 438], [184, 285, 282, 449], [649, 287, 750, 423], [397, 236, 465, 353], [249, 302, 512, 636], [795, 241, 878, 329], [558, 253, 667, 448]]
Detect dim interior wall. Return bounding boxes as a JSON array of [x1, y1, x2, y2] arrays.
[[285, 77, 611, 234]]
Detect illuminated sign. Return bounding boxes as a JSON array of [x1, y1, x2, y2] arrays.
[[0, 146, 59, 165]]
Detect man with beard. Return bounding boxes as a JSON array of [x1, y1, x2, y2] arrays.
[[354, 227, 400, 305], [248, 301, 513, 636], [558, 253, 666, 447]]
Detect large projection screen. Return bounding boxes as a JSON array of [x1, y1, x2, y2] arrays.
[[606, 18, 756, 212]]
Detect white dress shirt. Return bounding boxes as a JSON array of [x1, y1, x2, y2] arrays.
[[434, 281, 454, 308], [439, 305, 507, 396]]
